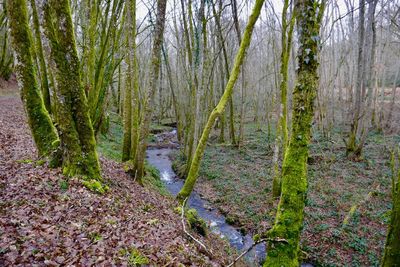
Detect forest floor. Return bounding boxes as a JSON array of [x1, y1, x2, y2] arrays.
[[173, 123, 399, 266], [0, 83, 237, 266]]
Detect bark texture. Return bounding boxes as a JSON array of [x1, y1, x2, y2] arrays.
[[7, 0, 59, 157], [42, 0, 103, 187], [264, 0, 324, 265]]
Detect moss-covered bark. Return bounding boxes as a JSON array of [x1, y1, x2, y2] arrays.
[[122, 0, 140, 163], [382, 153, 400, 266], [29, 0, 51, 113], [0, 3, 13, 80], [176, 0, 265, 204], [271, 0, 296, 198], [129, 0, 140, 164], [88, 0, 123, 136], [211, 0, 237, 146], [122, 60, 132, 161], [264, 1, 324, 266], [42, 0, 102, 183], [7, 0, 59, 157]]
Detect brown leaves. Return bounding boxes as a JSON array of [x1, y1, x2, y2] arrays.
[[0, 94, 232, 266]]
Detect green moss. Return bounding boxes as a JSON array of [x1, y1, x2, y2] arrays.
[[16, 159, 34, 164], [7, 0, 59, 157], [82, 179, 109, 194], [142, 163, 169, 196], [264, 1, 323, 266], [186, 208, 207, 236], [42, 0, 102, 181], [59, 179, 69, 191], [225, 215, 240, 226], [119, 246, 149, 266], [382, 153, 400, 266], [88, 232, 103, 243]]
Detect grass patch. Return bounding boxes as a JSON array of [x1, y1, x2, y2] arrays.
[[143, 163, 170, 196], [97, 112, 169, 197], [97, 112, 124, 162]]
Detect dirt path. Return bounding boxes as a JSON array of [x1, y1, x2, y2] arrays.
[[0, 92, 231, 266]]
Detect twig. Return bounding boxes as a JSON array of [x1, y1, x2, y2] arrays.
[[181, 198, 212, 255], [226, 237, 288, 267], [226, 238, 267, 267]]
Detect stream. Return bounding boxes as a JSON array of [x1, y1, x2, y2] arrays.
[[146, 130, 313, 266]]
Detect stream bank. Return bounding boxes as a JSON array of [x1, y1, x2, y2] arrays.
[[146, 129, 316, 266], [146, 148, 266, 265]]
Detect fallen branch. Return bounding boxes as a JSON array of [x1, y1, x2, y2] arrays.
[[181, 198, 212, 255], [226, 237, 288, 267], [226, 238, 267, 267]]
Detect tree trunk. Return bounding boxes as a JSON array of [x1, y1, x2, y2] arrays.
[[271, 0, 296, 198], [29, 0, 51, 113], [42, 0, 103, 186], [7, 0, 59, 157], [264, 0, 324, 265], [133, 0, 167, 184], [176, 0, 265, 203], [122, 59, 132, 161], [346, 0, 365, 157], [382, 150, 400, 266], [129, 0, 140, 164]]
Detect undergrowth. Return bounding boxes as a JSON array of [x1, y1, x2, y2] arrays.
[[172, 123, 397, 266], [97, 112, 169, 196]]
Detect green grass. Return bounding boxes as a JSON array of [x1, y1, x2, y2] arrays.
[[97, 112, 170, 196], [172, 122, 397, 266], [97, 112, 124, 162]]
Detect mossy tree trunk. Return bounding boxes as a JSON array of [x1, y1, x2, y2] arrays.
[[382, 149, 400, 266], [122, 1, 132, 162], [122, 59, 132, 161], [271, 0, 296, 198], [211, 0, 237, 146], [132, 0, 167, 184], [176, 0, 265, 204], [264, 0, 324, 266], [0, 2, 13, 80], [122, 0, 140, 162], [84, 0, 124, 136], [231, 0, 244, 147], [29, 0, 51, 114], [7, 0, 59, 157], [42, 0, 102, 183]]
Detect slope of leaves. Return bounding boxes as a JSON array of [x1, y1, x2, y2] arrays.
[[0, 92, 233, 266]]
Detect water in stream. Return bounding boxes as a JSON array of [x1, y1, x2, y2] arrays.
[[146, 144, 313, 266], [146, 148, 266, 265]]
